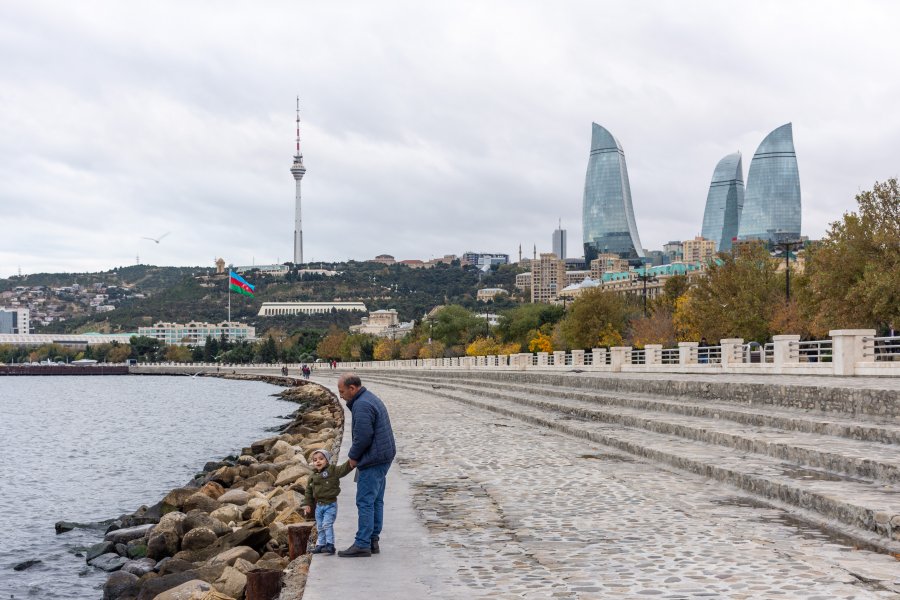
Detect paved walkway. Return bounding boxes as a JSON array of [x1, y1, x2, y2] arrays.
[[298, 373, 900, 598]]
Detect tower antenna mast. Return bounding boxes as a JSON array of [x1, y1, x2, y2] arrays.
[[290, 96, 307, 265]]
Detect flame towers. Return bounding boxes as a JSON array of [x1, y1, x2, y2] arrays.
[[290, 97, 307, 265], [582, 123, 645, 262], [701, 152, 745, 252], [737, 123, 801, 243]]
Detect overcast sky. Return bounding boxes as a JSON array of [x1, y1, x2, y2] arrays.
[[2, 1, 898, 277]]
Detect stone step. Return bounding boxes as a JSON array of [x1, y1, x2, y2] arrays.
[[375, 373, 900, 484], [379, 370, 900, 445], [365, 375, 900, 550], [376, 368, 900, 420]]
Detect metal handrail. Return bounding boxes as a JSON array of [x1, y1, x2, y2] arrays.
[[789, 339, 832, 363], [863, 336, 900, 361], [661, 348, 680, 365]]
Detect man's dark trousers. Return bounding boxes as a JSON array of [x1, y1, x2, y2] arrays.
[[355, 462, 390, 549]]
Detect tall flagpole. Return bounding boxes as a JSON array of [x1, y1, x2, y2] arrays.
[[228, 271, 231, 324]]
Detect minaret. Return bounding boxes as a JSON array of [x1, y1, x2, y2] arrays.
[[290, 96, 307, 265]]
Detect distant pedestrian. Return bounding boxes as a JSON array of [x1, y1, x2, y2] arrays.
[[698, 337, 709, 364], [336, 373, 396, 557], [302, 449, 354, 555]]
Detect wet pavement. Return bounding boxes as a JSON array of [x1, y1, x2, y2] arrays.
[[304, 374, 899, 598]]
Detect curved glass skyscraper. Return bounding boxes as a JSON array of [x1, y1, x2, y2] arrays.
[[737, 123, 801, 243], [701, 152, 744, 252], [582, 123, 645, 262]]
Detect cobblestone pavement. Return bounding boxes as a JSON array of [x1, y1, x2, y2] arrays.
[[366, 379, 899, 599]]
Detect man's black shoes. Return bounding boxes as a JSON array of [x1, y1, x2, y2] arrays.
[[371, 538, 380, 554], [337, 545, 372, 557]]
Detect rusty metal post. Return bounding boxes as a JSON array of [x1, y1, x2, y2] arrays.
[[246, 569, 283, 600], [288, 523, 314, 560]]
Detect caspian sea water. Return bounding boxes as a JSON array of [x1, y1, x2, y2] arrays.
[[0, 375, 292, 598]]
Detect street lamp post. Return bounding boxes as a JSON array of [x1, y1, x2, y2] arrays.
[[773, 238, 802, 302], [636, 262, 658, 317]]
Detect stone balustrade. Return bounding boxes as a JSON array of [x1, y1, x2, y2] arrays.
[[337, 330, 900, 377]]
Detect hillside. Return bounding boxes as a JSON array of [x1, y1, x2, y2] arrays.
[[2, 261, 523, 337]]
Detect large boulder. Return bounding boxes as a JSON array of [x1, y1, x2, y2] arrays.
[[217, 489, 250, 506], [183, 492, 221, 514], [147, 529, 180, 560], [197, 481, 225, 500], [103, 570, 139, 600], [184, 511, 231, 537], [233, 472, 276, 492], [210, 504, 242, 525], [155, 511, 188, 537], [274, 465, 311, 487], [105, 524, 155, 544], [87, 541, 117, 563], [270, 491, 303, 512], [212, 565, 247, 599], [230, 557, 257, 574], [181, 527, 217, 551], [209, 466, 241, 486], [89, 552, 129, 572], [148, 579, 210, 600], [120, 557, 156, 577], [173, 527, 270, 563], [161, 488, 197, 512], [208, 545, 260, 567]]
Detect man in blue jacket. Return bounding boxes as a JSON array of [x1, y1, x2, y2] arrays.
[[336, 373, 396, 557]]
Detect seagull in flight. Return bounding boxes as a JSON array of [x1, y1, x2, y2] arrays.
[[141, 232, 170, 244]]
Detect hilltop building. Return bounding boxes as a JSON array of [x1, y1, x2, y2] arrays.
[[701, 152, 745, 251], [738, 123, 801, 244], [476, 288, 510, 302], [138, 321, 256, 346], [582, 123, 645, 262], [350, 309, 414, 339], [258, 301, 366, 317], [461, 252, 509, 268]]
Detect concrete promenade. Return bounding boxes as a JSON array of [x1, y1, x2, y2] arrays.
[[297, 372, 899, 599]]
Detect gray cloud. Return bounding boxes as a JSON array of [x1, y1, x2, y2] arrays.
[[1, 1, 898, 277]]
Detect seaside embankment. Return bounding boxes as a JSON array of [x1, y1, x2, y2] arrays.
[[81, 374, 341, 600]]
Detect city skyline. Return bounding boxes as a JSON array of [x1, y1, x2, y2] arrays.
[[2, 2, 899, 277]]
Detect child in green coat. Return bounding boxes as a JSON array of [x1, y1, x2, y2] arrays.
[[303, 449, 354, 554]]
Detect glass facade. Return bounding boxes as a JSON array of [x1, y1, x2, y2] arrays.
[[582, 123, 645, 262], [701, 152, 744, 252], [737, 123, 801, 243]]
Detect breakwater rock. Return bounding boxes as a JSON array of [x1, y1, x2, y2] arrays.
[[82, 376, 342, 600]]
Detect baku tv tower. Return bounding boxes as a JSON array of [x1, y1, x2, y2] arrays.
[[290, 96, 307, 265]]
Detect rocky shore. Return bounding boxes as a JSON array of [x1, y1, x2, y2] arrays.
[[71, 375, 343, 600]]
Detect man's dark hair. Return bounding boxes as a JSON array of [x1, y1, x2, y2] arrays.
[[340, 373, 362, 388]]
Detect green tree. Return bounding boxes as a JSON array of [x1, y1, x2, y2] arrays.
[[316, 326, 346, 360], [655, 275, 690, 313], [675, 242, 781, 343], [799, 178, 900, 335], [257, 336, 279, 363], [496, 303, 565, 348], [431, 305, 482, 350], [558, 289, 633, 349]]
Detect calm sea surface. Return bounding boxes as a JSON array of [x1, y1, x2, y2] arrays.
[[0, 375, 293, 599]]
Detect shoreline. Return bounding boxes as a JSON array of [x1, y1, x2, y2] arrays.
[[74, 373, 342, 600]]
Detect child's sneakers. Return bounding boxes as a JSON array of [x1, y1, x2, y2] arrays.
[[324, 543, 336, 555], [312, 544, 327, 554]]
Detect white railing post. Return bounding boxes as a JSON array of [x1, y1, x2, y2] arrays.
[[591, 347, 606, 367], [610, 346, 630, 371], [773, 334, 799, 369], [829, 329, 875, 376], [679, 342, 698, 365], [553, 350, 566, 367], [720, 338, 743, 367], [644, 344, 662, 366], [571, 349, 585, 366], [537, 352, 549, 366]]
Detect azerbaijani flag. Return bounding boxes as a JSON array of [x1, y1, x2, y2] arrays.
[[229, 271, 255, 297]]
